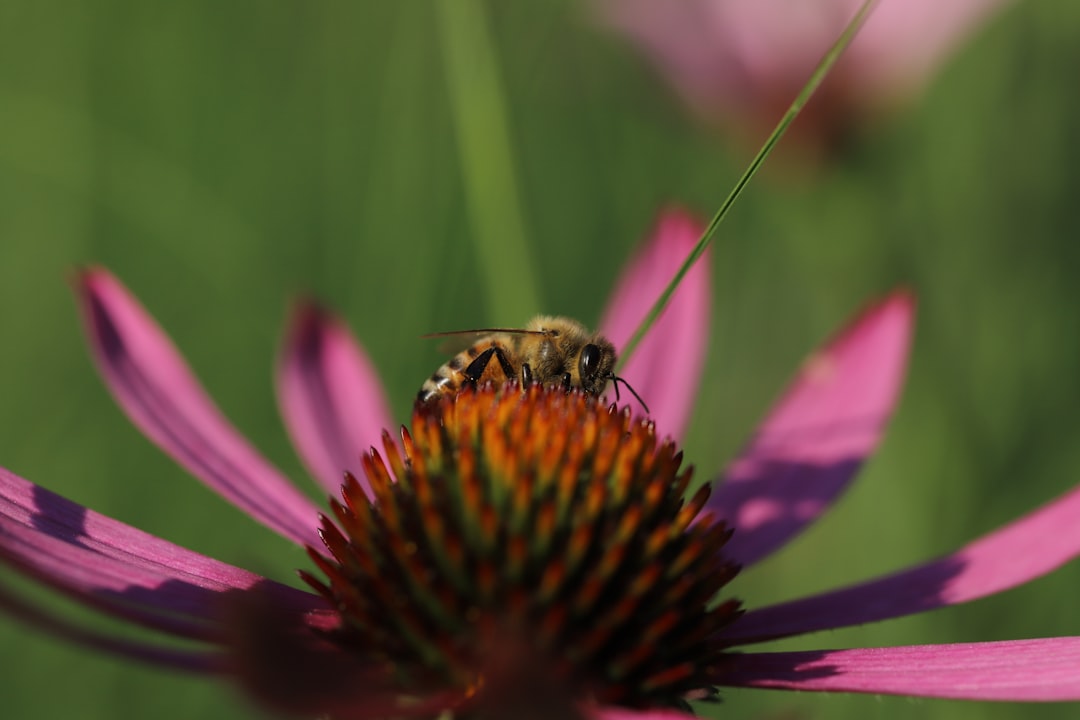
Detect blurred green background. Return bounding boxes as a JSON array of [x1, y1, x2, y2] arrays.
[[1, 1, 1079, 718]]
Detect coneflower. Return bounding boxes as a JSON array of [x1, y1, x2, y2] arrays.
[[2, 214, 1079, 718]]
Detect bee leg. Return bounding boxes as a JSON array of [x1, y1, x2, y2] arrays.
[[463, 346, 516, 387], [560, 373, 572, 391], [520, 362, 534, 389], [462, 347, 496, 387]]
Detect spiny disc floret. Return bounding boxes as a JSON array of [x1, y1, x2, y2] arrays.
[[303, 383, 742, 712]]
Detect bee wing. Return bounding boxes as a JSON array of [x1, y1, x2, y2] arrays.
[[421, 328, 545, 356]]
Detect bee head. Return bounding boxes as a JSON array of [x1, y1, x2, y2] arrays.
[[576, 339, 617, 395], [577, 338, 650, 414]]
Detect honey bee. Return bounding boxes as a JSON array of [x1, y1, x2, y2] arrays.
[[417, 315, 647, 410]]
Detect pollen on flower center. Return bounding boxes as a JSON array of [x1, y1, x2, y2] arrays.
[[301, 383, 743, 713]]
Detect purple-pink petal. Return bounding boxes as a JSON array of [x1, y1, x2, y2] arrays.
[[721, 480, 1080, 644], [0, 579, 222, 672], [221, 587, 460, 719], [720, 637, 1080, 701], [277, 301, 395, 495], [600, 207, 711, 440], [588, 708, 696, 719], [709, 291, 913, 567], [0, 465, 325, 640], [597, 0, 1012, 123], [76, 269, 322, 547]]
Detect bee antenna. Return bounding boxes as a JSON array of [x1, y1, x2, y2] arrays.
[[610, 374, 650, 414]]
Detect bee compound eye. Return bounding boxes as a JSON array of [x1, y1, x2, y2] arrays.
[[579, 344, 601, 376]]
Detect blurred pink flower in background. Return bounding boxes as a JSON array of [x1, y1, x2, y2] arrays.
[[596, 0, 1011, 149]]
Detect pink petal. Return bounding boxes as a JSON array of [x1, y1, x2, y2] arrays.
[[597, 0, 1011, 121], [720, 637, 1080, 701], [709, 291, 913, 567], [721, 481, 1080, 644], [600, 207, 711, 440], [277, 301, 395, 495], [0, 579, 222, 672], [588, 708, 697, 719], [848, 0, 1013, 101], [0, 465, 325, 640], [222, 587, 460, 719], [76, 268, 322, 547]]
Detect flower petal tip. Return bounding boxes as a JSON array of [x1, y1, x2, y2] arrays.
[[711, 288, 916, 566], [856, 287, 916, 332], [67, 264, 96, 286], [814, 288, 915, 386], [284, 297, 334, 347], [600, 206, 711, 441], [276, 297, 394, 495], [878, 286, 917, 318], [653, 205, 706, 249], [70, 267, 324, 547], [70, 265, 114, 301]]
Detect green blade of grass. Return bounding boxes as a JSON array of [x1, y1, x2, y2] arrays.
[[435, 0, 541, 324], [616, 0, 879, 370]]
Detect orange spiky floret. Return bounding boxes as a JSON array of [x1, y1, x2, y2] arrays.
[[302, 383, 742, 712]]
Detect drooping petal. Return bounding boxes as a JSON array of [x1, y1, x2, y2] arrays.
[[0, 579, 222, 672], [719, 637, 1080, 701], [222, 587, 461, 719], [721, 481, 1080, 644], [588, 708, 697, 719], [709, 291, 913, 567], [600, 207, 711, 440], [277, 301, 395, 495], [76, 268, 322, 547], [0, 465, 325, 640]]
